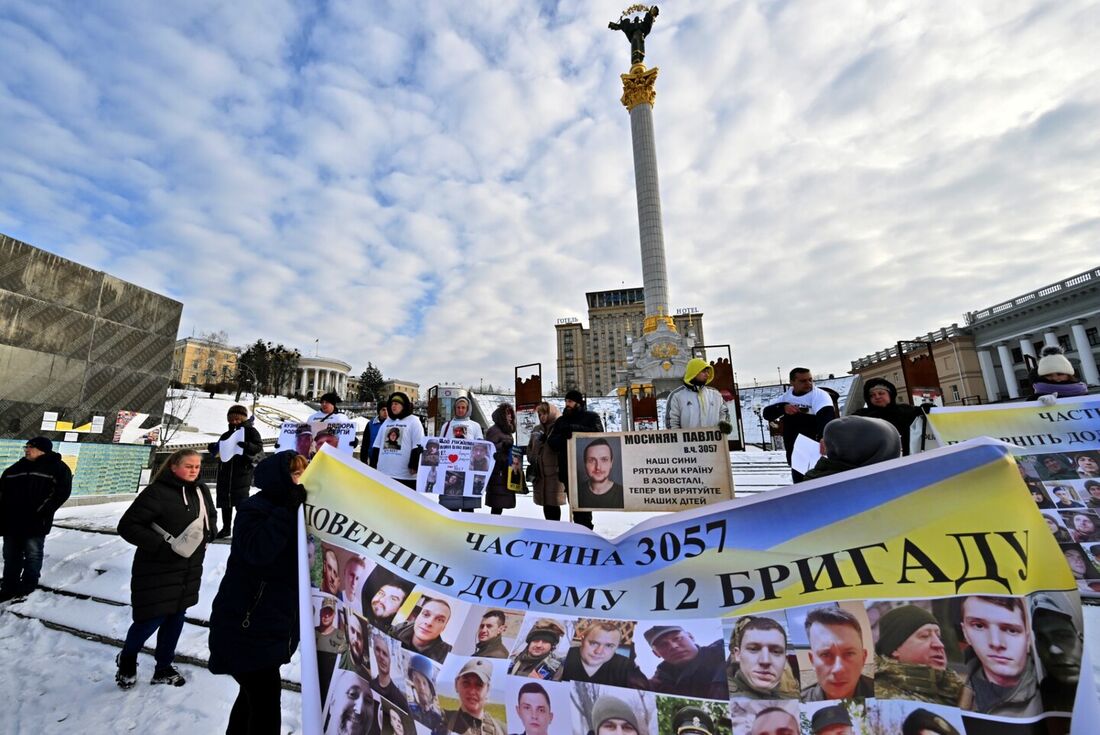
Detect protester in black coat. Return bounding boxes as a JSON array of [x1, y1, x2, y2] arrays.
[[208, 404, 264, 538], [548, 390, 604, 530], [115, 449, 216, 689], [485, 403, 518, 514], [209, 450, 306, 734], [854, 378, 925, 456], [0, 436, 72, 600]]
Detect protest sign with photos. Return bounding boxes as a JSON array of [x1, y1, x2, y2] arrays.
[[928, 396, 1100, 599], [566, 429, 734, 511], [275, 420, 358, 457], [416, 436, 495, 498], [296, 439, 1094, 735]]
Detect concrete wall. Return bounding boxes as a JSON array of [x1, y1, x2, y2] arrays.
[[0, 234, 182, 441]]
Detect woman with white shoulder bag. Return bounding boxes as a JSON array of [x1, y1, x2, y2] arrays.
[[115, 448, 216, 689]]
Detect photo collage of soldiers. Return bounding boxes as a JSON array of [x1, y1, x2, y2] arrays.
[[1018, 451, 1100, 596], [416, 439, 493, 498], [308, 537, 1081, 735]]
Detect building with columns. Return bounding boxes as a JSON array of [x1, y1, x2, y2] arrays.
[[851, 268, 1100, 404], [966, 268, 1100, 400], [295, 356, 353, 400]]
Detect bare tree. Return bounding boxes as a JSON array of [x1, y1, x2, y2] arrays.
[[157, 388, 198, 449]]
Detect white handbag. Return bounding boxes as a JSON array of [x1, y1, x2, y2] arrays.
[[152, 488, 209, 558]]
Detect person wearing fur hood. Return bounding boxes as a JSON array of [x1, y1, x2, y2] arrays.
[[485, 403, 519, 514]]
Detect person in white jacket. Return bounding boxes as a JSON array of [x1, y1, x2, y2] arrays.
[[666, 358, 732, 434]]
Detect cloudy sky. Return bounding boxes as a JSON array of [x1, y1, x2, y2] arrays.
[[2, 1, 1098, 391]]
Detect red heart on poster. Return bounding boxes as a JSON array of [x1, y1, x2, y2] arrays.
[[448, 454, 459, 463]]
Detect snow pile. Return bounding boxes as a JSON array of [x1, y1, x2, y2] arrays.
[[162, 390, 323, 446]]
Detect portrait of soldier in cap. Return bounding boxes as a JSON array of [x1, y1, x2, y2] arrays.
[[801, 606, 874, 701], [508, 618, 568, 681], [900, 707, 961, 735], [562, 619, 647, 688], [443, 658, 506, 735], [670, 706, 714, 735], [727, 616, 800, 700], [809, 704, 851, 735], [1029, 590, 1083, 712], [871, 603, 963, 705], [587, 694, 648, 735], [643, 623, 727, 699]]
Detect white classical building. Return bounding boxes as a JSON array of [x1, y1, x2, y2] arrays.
[[295, 356, 353, 399]]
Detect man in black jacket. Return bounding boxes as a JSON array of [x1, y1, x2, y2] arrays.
[[208, 404, 263, 538], [0, 436, 73, 600], [547, 390, 603, 530]]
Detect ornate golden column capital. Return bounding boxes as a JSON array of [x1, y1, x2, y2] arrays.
[[620, 65, 659, 111]]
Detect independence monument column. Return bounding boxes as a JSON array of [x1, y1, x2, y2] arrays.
[[610, 5, 694, 395]]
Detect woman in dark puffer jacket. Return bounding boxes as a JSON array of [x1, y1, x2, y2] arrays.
[[116, 448, 216, 688], [208, 450, 307, 735]]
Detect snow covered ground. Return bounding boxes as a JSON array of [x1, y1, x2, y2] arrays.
[[3, 451, 1097, 733]]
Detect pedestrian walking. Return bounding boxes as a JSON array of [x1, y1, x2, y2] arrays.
[[0, 436, 72, 601], [115, 449, 216, 688]]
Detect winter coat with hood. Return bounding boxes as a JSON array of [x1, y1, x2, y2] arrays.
[[208, 450, 303, 674], [208, 419, 264, 508], [803, 416, 901, 481], [485, 403, 518, 510], [853, 378, 923, 456], [666, 358, 730, 430], [527, 403, 566, 507], [0, 450, 73, 537], [547, 398, 604, 492], [117, 467, 216, 621], [369, 392, 425, 481]]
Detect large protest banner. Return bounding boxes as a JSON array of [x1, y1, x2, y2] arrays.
[[928, 397, 1100, 600], [567, 429, 734, 511], [298, 438, 1092, 734]]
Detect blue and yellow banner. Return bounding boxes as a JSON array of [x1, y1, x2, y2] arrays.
[[297, 438, 1089, 735]]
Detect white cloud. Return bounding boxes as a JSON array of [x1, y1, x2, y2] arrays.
[[0, 0, 1097, 392]]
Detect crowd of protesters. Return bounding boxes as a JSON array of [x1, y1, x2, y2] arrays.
[[0, 342, 1092, 732]]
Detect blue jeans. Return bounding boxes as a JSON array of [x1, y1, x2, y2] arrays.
[[2, 534, 45, 595], [121, 611, 187, 668]]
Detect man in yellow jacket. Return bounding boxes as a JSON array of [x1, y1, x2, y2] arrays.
[[665, 358, 732, 434]]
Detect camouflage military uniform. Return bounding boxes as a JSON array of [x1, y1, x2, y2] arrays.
[[508, 650, 565, 681], [727, 663, 801, 700], [873, 655, 964, 705], [443, 708, 507, 735]]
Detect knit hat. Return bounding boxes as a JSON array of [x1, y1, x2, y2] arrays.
[[565, 389, 585, 405], [227, 404, 249, 418], [643, 624, 684, 647], [811, 705, 851, 734], [320, 392, 341, 406], [527, 618, 566, 646], [901, 708, 959, 735], [683, 358, 713, 385], [455, 657, 493, 685], [591, 696, 641, 734], [671, 707, 713, 735], [1037, 346, 1074, 378], [822, 416, 901, 467], [26, 436, 53, 453], [862, 378, 897, 405], [875, 604, 939, 657]]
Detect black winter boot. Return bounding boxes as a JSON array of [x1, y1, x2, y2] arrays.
[[115, 653, 137, 689]]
